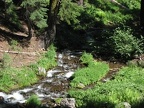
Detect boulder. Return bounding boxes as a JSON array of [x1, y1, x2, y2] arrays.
[[55, 98, 76, 108], [38, 67, 46, 76], [60, 98, 75, 108], [115, 102, 131, 108]]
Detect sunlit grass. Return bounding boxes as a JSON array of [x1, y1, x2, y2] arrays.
[[69, 65, 144, 108], [0, 45, 57, 92]]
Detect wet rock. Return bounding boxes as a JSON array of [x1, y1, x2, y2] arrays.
[[0, 96, 4, 103], [115, 102, 131, 108], [0, 51, 81, 107], [126, 60, 138, 67], [54, 98, 75, 108], [64, 71, 74, 79], [128, 54, 144, 68], [138, 60, 144, 68], [127, 59, 144, 68], [77, 83, 85, 89], [38, 67, 46, 76]]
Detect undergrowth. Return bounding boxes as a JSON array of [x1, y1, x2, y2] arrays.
[[70, 52, 109, 88], [26, 95, 41, 108], [69, 65, 144, 108], [0, 45, 57, 92]]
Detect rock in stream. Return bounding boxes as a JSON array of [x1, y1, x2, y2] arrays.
[[0, 50, 82, 108]]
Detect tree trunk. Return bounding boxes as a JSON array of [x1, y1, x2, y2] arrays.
[[44, 0, 60, 50], [140, 0, 144, 30], [25, 6, 33, 40]]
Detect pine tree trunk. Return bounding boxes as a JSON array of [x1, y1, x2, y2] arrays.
[[25, 6, 32, 40], [140, 0, 144, 30], [44, 0, 60, 50]]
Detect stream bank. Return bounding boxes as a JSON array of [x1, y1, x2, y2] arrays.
[[0, 50, 126, 108]]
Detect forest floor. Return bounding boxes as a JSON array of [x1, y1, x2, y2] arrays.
[[0, 20, 45, 68]]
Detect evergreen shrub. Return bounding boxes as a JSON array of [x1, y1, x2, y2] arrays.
[[111, 27, 143, 58]]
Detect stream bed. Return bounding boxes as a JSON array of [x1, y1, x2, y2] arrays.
[[0, 50, 83, 107], [0, 50, 124, 108]]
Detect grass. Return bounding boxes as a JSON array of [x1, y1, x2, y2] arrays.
[[69, 65, 144, 108], [26, 95, 41, 108], [70, 52, 109, 88], [0, 45, 57, 92]]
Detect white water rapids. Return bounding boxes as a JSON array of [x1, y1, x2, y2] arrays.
[[0, 50, 82, 104]]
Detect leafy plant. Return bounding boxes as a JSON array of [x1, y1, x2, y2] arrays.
[[26, 95, 41, 108], [5, 0, 21, 26], [69, 66, 144, 108], [0, 45, 57, 92], [37, 44, 57, 69], [10, 40, 21, 51], [1, 53, 12, 68], [59, 0, 83, 25], [70, 52, 109, 88], [111, 27, 143, 58], [80, 52, 93, 65], [21, 0, 49, 29], [0, 68, 16, 92]]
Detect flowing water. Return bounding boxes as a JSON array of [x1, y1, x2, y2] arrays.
[[0, 50, 124, 107], [0, 50, 83, 107]]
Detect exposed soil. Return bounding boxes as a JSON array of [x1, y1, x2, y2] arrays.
[[0, 21, 45, 68]]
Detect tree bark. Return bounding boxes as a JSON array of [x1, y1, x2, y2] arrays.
[[25, 6, 32, 40], [44, 0, 60, 50], [140, 0, 144, 30]]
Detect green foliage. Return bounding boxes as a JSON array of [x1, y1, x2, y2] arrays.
[[111, 27, 143, 58], [1, 53, 12, 68], [69, 66, 144, 108], [70, 53, 109, 88], [10, 40, 21, 51], [55, 98, 63, 104], [0, 66, 38, 92], [37, 45, 57, 69], [75, 0, 133, 30], [80, 52, 93, 65], [0, 68, 16, 92], [5, 0, 21, 26], [14, 67, 38, 87], [117, 0, 140, 9], [27, 95, 41, 108], [21, 0, 49, 29], [59, 0, 83, 25], [0, 45, 57, 92]]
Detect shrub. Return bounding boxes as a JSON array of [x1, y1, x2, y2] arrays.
[[37, 45, 57, 69], [80, 52, 93, 65], [111, 27, 143, 58], [26, 95, 41, 108]]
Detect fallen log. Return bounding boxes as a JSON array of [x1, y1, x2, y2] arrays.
[[0, 50, 38, 56]]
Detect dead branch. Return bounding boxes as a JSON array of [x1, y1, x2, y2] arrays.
[[0, 50, 39, 56], [109, 0, 129, 10]]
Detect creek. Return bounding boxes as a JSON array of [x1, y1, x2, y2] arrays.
[[0, 50, 83, 107], [0, 50, 124, 107]]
